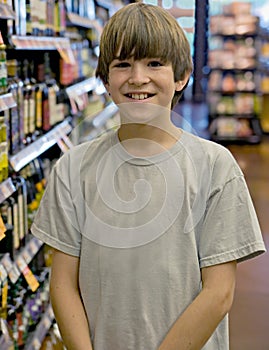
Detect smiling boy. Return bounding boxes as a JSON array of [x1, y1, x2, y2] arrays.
[[31, 3, 266, 350]]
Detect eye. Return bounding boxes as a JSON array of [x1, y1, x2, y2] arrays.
[[148, 60, 163, 67], [113, 61, 130, 68]]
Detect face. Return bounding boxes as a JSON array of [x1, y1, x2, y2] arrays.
[[105, 57, 186, 111]]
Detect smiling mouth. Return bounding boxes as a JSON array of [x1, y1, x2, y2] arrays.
[[125, 93, 154, 100]]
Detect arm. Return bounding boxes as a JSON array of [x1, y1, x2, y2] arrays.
[[50, 249, 93, 350], [158, 260, 237, 350]]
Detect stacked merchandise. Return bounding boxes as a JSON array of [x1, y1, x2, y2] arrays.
[[207, 1, 264, 143]]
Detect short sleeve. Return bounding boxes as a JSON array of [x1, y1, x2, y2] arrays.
[[198, 148, 266, 268], [31, 154, 81, 256]]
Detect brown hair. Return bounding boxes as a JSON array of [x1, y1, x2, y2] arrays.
[[95, 2, 193, 108]]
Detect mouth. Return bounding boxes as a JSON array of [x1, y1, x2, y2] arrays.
[[125, 93, 155, 100]]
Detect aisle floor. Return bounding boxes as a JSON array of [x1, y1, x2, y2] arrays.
[[175, 102, 269, 350]]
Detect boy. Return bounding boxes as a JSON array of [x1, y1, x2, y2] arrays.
[[31, 3, 266, 350]]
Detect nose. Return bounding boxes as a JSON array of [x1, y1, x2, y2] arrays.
[[128, 62, 150, 86]]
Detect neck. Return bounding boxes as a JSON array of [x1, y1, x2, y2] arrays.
[[117, 122, 182, 157]]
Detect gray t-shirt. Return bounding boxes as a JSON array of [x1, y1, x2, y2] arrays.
[[31, 129, 266, 350]]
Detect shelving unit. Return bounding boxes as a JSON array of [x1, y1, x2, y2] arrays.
[[207, 3, 264, 144], [0, 0, 123, 348]]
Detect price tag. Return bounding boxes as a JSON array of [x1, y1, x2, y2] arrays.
[[21, 246, 32, 265], [16, 255, 40, 292]]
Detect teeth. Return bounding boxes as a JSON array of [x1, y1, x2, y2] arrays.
[[130, 93, 148, 100]]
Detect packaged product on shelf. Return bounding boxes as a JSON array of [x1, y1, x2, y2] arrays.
[[25, 0, 32, 35], [54, 0, 67, 37], [30, 0, 41, 36], [221, 73, 236, 93], [223, 1, 252, 15]]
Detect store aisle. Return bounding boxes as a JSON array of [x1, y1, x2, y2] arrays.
[[175, 102, 269, 349], [228, 139, 269, 350]]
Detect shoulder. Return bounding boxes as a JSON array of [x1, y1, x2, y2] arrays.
[[180, 131, 243, 185], [181, 130, 233, 159]]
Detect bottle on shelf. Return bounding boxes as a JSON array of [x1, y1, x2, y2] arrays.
[[26, 0, 32, 35], [20, 158, 45, 228], [29, 60, 43, 139], [21, 60, 36, 144], [30, 0, 42, 36], [39, 0, 47, 36], [0, 114, 9, 182], [45, 0, 55, 37], [6, 60, 21, 155], [0, 31, 8, 95], [43, 53, 63, 130], [40, 61, 50, 132], [54, 0, 66, 37], [12, 176, 28, 247]]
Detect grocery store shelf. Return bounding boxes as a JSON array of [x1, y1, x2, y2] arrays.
[[11, 35, 71, 50], [9, 119, 72, 172], [66, 77, 98, 97], [67, 12, 102, 32]]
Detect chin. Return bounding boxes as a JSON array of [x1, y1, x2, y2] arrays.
[[118, 102, 169, 124]]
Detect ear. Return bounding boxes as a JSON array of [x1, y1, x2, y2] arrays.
[[105, 83, 110, 94], [175, 74, 190, 92]]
